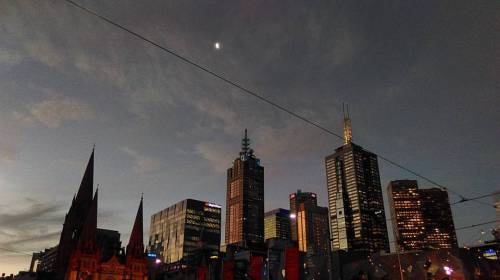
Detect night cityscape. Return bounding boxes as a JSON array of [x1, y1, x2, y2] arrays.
[[0, 1, 499, 280]]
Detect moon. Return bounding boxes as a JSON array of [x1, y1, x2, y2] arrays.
[[214, 42, 221, 50]]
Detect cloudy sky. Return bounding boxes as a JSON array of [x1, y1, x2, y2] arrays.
[[0, 0, 498, 274]]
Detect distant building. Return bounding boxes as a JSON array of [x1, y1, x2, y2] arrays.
[[325, 105, 389, 253], [388, 180, 458, 250], [264, 208, 291, 241], [420, 188, 458, 249], [387, 180, 427, 251], [225, 129, 264, 249], [148, 199, 221, 266], [295, 201, 330, 256], [289, 190, 317, 242]]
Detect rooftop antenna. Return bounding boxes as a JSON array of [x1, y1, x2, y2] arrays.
[[241, 129, 250, 154], [343, 103, 352, 144]]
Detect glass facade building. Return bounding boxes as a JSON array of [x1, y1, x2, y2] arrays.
[[388, 180, 427, 251], [289, 190, 317, 242], [225, 130, 264, 248], [148, 199, 221, 265], [264, 208, 291, 241], [325, 109, 389, 253], [388, 180, 458, 250]]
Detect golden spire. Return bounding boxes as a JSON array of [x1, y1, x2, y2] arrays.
[[343, 103, 352, 144]]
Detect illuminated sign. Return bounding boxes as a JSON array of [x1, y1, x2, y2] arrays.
[[483, 248, 498, 260], [147, 253, 157, 258], [205, 202, 222, 209]]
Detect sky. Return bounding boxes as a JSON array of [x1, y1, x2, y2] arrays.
[[0, 0, 499, 274]]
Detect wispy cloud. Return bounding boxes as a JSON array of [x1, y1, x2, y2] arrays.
[[120, 147, 161, 175], [0, 198, 65, 253], [14, 97, 95, 128], [195, 141, 233, 173]]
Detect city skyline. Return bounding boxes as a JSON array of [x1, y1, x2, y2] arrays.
[[1, 0, 498, 275]]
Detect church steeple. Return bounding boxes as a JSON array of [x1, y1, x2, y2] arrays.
[[75, 148, 94, 208], [78, 189, 98, 253], [126, 195, 144, 259], [343, 103, 352, 144]]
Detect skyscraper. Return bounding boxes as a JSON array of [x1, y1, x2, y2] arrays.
[[295, 202, 330, 255], [264, 208, 291, 241], [289, 190, 317, 242], [420, 188, 458, 249], [325, 106, 389, 253], [388, 180, 458, 250], [148, 199, 221, 265], [225, 129, 264, 248], [387, 180, 426, 251]]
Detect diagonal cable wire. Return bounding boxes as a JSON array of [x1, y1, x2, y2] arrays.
[[62, 0, 494, 208]]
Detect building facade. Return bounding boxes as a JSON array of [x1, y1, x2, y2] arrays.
[[387, 180, 427, 251], [388, 180, 458, 250], [148, 199, 221, 266], [264, 208, 291, 241], [289, 190, 317, 242], [225, 129, 265, 248], [295, 202, 330, 256], [420, 188, 458, 249], [325, 107, 389, 253]]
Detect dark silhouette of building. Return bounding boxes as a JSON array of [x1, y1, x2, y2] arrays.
[[388, 180, 458, 250], [289, 190, 317, 242], [325, 105, 389, 253], [225, 129, 264, 249], [55, 150, 95, 279], [147, 199, 221, 267], [264, 208, 291, 241], [51, 150, 148, 280]]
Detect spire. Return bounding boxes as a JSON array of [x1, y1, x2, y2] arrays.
[[241, 129, 250, 154], [75, 148, 94, 208], [78, 189, 98, 253], [127, 195, 144, 259], [343, 103, 352, 144]]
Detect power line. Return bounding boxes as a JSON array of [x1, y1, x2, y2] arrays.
[[451, 192, 499, 205], [455, 220, 499, 231], [62, 0, 494, 209]]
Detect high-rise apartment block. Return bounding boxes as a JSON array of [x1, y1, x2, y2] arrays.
[[388, 180, 458, 250], [148, 199, 221, 265], [325, 106, 389, 253], [225, 130, 265, 248], [264, 208, 291, 241]]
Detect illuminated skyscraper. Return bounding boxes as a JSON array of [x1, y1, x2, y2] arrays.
[[325, 105, 389, 253], [148, 199, 221, 265], [264, 208, 291, 241], [388, 180, 458, 250], [225, 129, 264, 248], [388, 180, 426, 251], [420, 188, 458, 249], [289, 190, 317, 242]]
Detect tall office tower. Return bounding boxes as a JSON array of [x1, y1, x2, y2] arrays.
[[225, 129, 265, 248], [289, 190, 317, 242], [325, 106, 389, 253], [264, 208, 291, 241], [387, 180, 426, 251], [420, 188, 458, 249], [388, 180, 458, 250], [295, 202, 330, 255], [148, 199, 221, 265]]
